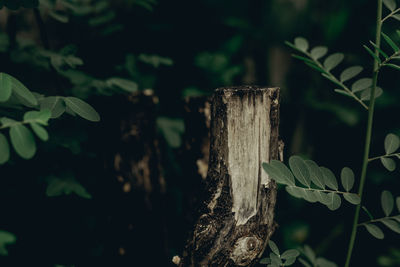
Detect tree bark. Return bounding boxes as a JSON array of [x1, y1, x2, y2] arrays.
[[179, 86, 280, 266]]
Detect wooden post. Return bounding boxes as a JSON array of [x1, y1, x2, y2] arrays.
[[179, 86, 280, 266]]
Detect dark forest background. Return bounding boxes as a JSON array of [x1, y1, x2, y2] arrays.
[[0, 0, 399, 266]]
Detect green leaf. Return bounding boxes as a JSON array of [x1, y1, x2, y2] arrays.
[[343, 193, 361, 205], [294, 37, 309, 52], [106, 77, 138, 93], [268, 240, 280, 255], [263, 162, 289, 185], [270, 252, 282, 265], [281, 249, 300, 259], [289, 156, 310, 187], [383, 0, 396, 11], [310, 46, 328, 60], [156, 117, 185, 148], [381, 219, 400, 234], [369, 41, 389, 59], [0, 72, 12, 102], [384, 133, 400, 154], [340, 66, 363, 83], [0, 230, 16, 256], [360, 87, 383, 101], [8, 75, 37, 106], [46, 177, 92, 199], [382, 32, 399, 52], [363, 45, 381, 64], [285, 186, 304, 199], [326, 192, 341, 211], [381, 157, 396, 171], [301, 189, 318, 203], [323, 53, 344, 71], [314, 191, 331, 205], [270, 160, 296, 186], [64, 97, 100, 122], [23, 110, 51, 125], [397, 197, 400, 212], [30, 123, 49, 141], [320, 167, 338, 190], [0, 118, 16, 127], [351, 78, 372, 93], [0, 133, 10, 164], [384, 63, 400, 71], [39, 96, 65, 118], [305, 160, 325, 189], [365, 224, 384, 239], [283, 256, 297, 266], [303, 245, 316, 263], [381, 190, 394, 216], [260, 258, 270, 264], [9, 124, 36, 159], [340, 167, 354, 191]]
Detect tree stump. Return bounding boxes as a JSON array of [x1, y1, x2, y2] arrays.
[[179, 86, 280, 266]]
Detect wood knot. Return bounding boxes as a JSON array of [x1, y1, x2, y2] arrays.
[[230, 236, 262, 266]]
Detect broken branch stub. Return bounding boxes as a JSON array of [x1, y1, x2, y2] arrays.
[[180, 86, 279, 266]]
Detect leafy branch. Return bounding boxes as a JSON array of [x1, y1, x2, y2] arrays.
[[262, 156, 361, 211], [358, 191, 400, 239], [382, 0, 400, 23], [369, 133, 400, 171], [260, 240, 300, 267], [285, 38, 370, 110]]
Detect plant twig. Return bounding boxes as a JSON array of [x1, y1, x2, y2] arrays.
[[368, 153, 400, 162], [358, 215, 400, 226], [381, 7, 400, 23], [344, 1, 382, 266]]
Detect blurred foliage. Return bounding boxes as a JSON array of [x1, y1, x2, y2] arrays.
[[0, 0, 398, 266]]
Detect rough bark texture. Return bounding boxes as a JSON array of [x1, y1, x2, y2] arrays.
[[180, 86, 280, 266], [100, 91, 168, 264]]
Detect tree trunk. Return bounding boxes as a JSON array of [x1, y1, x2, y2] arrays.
[[179, 86, 280, 266]]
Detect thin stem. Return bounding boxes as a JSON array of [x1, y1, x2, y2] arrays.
[[344, 1, 382, 266], [368, 153, 400, 162], [381, 7, 400, 23], [358, 214, 400, 226], [379, 51, 400, 69], [300, 187, 356, 196]]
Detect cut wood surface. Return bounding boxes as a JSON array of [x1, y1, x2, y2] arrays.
[[180, 86, 280, 266]]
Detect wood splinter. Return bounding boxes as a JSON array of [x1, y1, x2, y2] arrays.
[[180, 86, 280, 266]]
